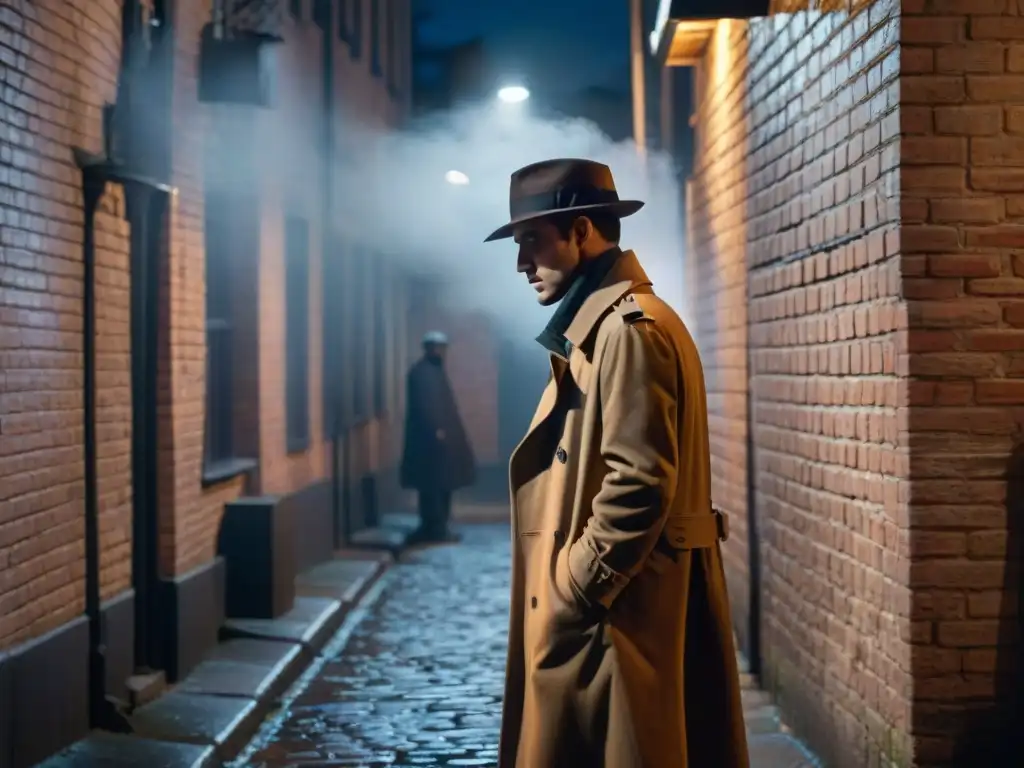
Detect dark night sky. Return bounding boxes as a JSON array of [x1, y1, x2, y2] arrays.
[[415, 0, 632, 100]]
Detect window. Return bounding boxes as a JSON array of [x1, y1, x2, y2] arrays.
[[349, 0, 363, 60], [322, 235, 346, 437], [285, 216, 311, 453], [369, 0, 381, 76], [203, 190, 236, 470]]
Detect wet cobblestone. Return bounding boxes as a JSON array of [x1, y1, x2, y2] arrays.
[[242, 525, 508, 767], [239, 523, 818, 768]]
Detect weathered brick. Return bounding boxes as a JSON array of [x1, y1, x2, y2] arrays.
[[936, 621, 1002, 648], [971, 136, 1024, 166], [968, 276, 1024, 294], [927, 253, 1001, 276], [971, 167, 1024, 191], [967, 75, 1024, 102], [934, 43, 1004, 74], [965, 329, 1024, 351], [904, 75, 967, 103], [934, 105, 1003, 136], [929, 198, 1004, 224], [903, 136, 968, 165], [975, 379, 1024, 403], [902, 17, 966, 45], [971, 16, 1024, 40]]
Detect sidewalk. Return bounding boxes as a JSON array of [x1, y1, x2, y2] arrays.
[[38, 551, 391, 768]]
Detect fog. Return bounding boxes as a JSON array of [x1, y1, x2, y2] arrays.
[[333, 100, 688, 344]]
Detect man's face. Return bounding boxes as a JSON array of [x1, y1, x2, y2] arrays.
[[513, 219, 581, 306], [424, 343, 446, 361]]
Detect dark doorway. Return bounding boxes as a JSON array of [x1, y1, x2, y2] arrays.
[[128, 189, 167, 674]]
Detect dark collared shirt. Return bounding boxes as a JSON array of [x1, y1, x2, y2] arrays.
[[535, 246, 623, 358]]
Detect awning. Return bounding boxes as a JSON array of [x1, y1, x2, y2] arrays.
[[650, 0, 771, 66]]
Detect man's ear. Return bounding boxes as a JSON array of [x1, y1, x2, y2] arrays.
[[572, 216, 593, 247]]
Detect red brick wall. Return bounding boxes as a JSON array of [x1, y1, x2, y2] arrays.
[[0, 0, 425, 648], [0, 0, 134, 650], [159, 0, 246, 578], [688, 2, 909, 764], [901, 0, 1021, 762], [256, 14, 328, 496], [161, 0, 416, 566]]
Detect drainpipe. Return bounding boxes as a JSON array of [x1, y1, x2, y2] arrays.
[[76, 155, 120, 732], [74, 125, 172, 730], [316, 2, 347, 546]]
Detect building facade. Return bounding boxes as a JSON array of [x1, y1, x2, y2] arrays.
[[0, 1, 462, 765], [651, 0, 1020, 765]]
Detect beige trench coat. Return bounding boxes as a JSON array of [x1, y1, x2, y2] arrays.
[[498, 251, 750, 768]]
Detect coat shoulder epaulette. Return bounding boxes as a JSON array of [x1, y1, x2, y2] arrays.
[[612, 293, 653, 325]]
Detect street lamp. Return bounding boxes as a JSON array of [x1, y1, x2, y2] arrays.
[[497, 85, 530, 104], [445, 169, 470, 185]]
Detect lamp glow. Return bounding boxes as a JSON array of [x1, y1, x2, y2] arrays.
[[445, 170, 470, 185], [497, 85, 530, 103]]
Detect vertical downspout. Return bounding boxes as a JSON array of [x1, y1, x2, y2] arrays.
[[318, 2, 347, 546], [80, 171, 109, 729]]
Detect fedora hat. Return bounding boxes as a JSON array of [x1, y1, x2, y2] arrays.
[[484, 158, 644, 242]]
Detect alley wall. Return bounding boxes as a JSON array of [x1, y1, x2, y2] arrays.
[[688, 1, 908, 764]]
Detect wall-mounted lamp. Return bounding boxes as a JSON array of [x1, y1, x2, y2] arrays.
[[649, 0, 770, 66]]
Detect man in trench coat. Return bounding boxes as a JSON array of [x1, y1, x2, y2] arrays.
[[484, 158, 749, 767], [400, 331, 477, 543]]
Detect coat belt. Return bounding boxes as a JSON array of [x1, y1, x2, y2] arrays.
[[655, 507, 729, 558]]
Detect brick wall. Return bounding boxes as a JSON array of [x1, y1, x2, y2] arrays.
[[0, 0, 133, 649], [255, 14, 327, 496], [158, 0, 247, 578], [161, 0, 416, 566], [900, 0, 1021, 762], [688, 2, 909, 764]]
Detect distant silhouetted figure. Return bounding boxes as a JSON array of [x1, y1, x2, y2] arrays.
[[400, 331, 476, 544]]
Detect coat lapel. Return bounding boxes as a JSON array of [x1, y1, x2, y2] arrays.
[[508, 250, 653, 495]]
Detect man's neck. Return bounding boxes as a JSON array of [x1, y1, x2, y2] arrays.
[[535, 245, 623, 357]]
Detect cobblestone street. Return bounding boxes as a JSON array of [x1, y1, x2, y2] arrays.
[[236, 524, 819, 767]]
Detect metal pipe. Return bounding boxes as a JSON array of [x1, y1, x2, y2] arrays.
[[630, 0, 647, 155], [81, 176, 105, 726], [320, 1, 348, 547]]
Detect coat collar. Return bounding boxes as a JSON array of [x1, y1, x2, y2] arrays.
[[535, 248, 652, 359]]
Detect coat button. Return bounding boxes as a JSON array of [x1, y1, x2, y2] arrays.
[[531, 596, 538, 609], [555, 446, 568, 464]]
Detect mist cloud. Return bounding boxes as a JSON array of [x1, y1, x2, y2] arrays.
[[335, 101, 688, 343]]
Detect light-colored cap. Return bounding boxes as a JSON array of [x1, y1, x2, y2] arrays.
[[423, 330, 449, 346]]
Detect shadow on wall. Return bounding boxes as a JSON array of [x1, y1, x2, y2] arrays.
[[952, 442, 1023, 765]]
